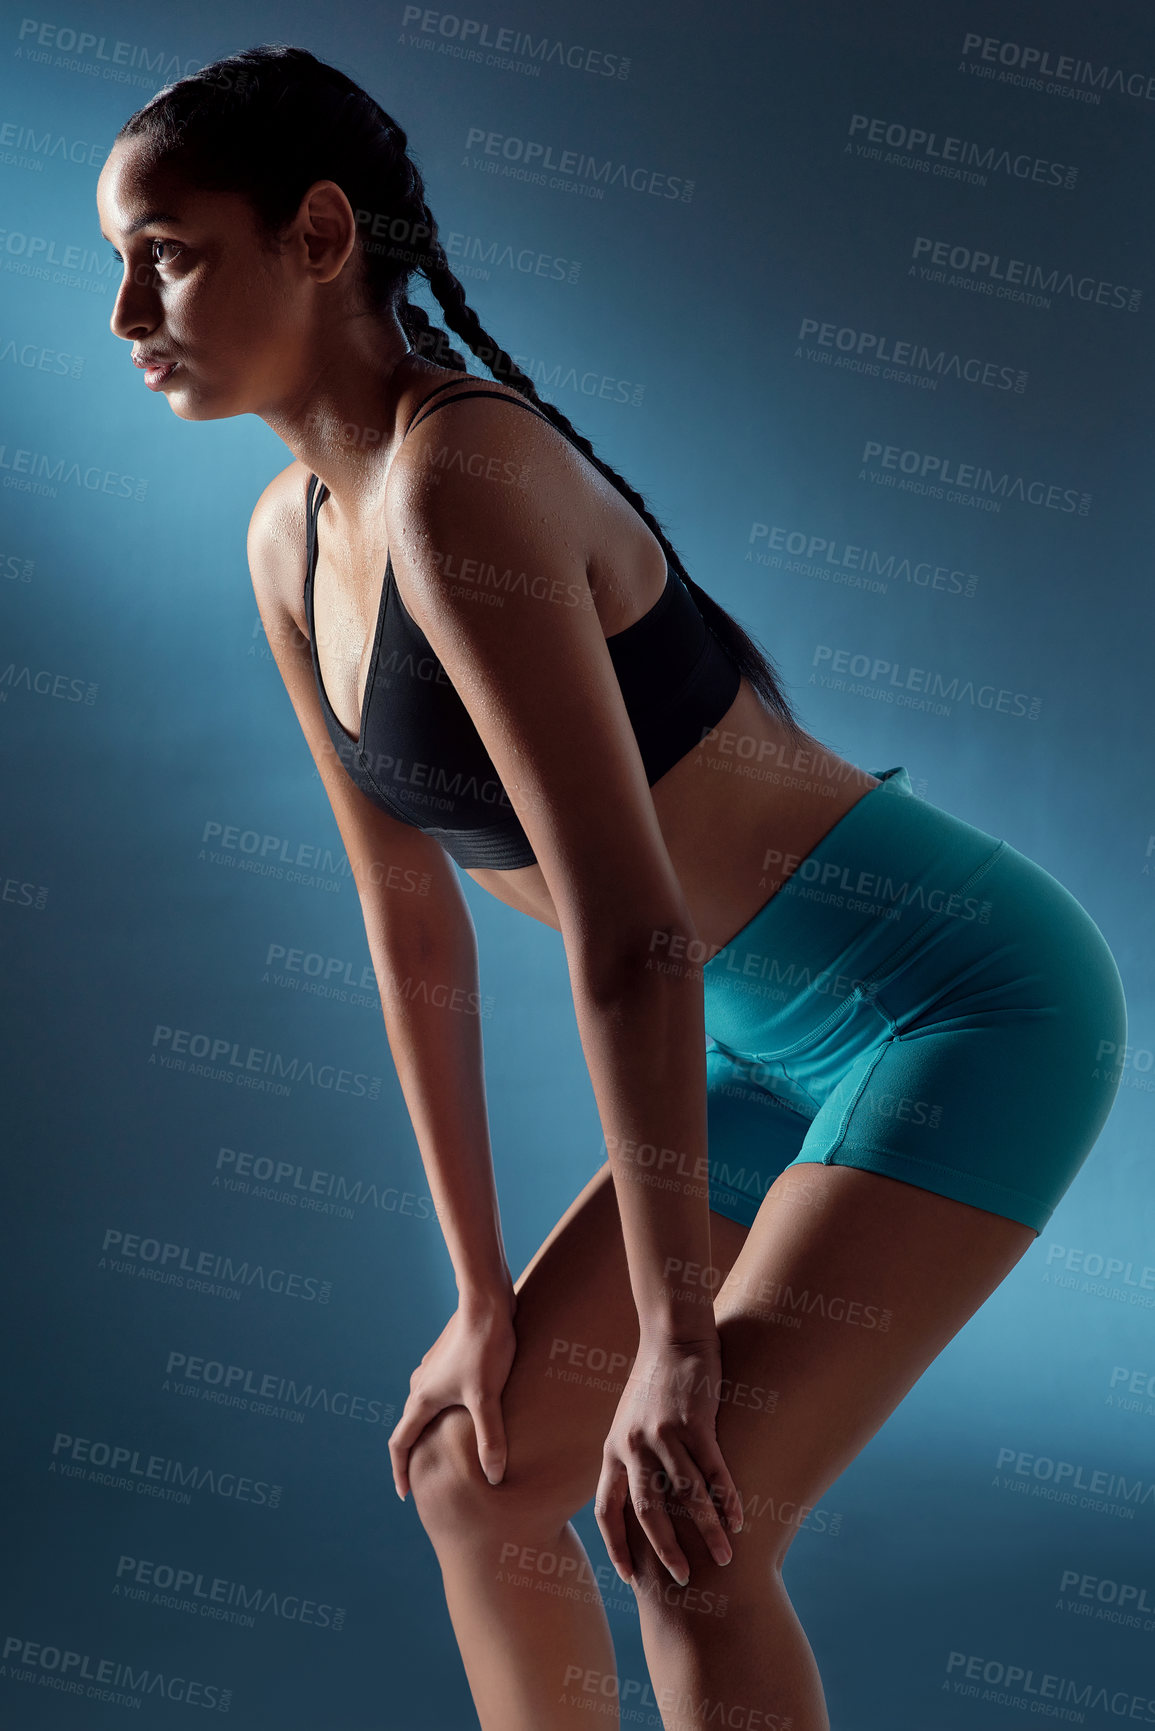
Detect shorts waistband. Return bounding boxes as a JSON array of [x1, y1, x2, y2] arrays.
[[701, 765, 1006, 1057]]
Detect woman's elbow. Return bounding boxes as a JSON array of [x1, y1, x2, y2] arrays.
[[568, 916, 703, 1005]]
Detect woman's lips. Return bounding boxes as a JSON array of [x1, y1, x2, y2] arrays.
[[144, 361, 178, 390]]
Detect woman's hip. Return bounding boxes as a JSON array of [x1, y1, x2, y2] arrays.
[[701, 764, 1127, 1074]]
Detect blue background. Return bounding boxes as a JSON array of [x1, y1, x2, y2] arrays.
[[2, 0, 1154, 1724]]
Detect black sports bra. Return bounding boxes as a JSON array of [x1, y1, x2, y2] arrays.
[[303, 378, 742, 870]]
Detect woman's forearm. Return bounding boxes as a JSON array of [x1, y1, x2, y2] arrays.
[[378, 978, 513, 1301], [362, 886, 514, 1304], [568, 940, 717, 1340]]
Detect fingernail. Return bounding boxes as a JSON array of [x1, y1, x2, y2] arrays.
[[717, 1546, 733, 1566]]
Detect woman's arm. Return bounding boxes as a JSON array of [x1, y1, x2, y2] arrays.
[[567, 925, 714, 1342], [387, 410, 718, 1337], [247, 465, 514, 1308], [364, 841, 513, 1306], [387, 403, 742, 1576]]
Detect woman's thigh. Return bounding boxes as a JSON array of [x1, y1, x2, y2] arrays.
[[411, 1161, 750, 1515], [623, 1160, 1036, 1584]]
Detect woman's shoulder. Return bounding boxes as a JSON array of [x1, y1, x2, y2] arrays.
[[246, 459, 314, 630]]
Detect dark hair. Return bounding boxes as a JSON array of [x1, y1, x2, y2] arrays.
[[115, 42, 805, 739]]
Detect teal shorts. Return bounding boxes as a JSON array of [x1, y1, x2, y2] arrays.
[[703, 768, 1127, 1235]]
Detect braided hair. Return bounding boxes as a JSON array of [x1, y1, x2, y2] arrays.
[[115, 42, 805, 738]]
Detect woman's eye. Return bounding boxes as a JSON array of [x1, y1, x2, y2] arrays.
[[150, 240, 182, 265]]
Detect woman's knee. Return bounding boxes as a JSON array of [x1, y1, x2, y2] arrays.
[[621, 1486, 797, 1615], [407, 1406, 489, 1524], [629, 1536, 791, 1637], [406, 1405, 581, 1539]]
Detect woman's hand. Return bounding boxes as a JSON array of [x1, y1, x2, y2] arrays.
[[595, 1329, 743, 1587], [388, 1285, 519, 1499]]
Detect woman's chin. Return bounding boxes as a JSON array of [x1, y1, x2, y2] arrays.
[[166, 386, 236, 424]]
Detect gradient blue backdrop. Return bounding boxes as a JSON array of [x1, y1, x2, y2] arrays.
[[2, 0, 1154, 1725]]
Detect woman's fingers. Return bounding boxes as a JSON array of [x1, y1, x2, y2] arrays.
[[593, 1456, 634, 1585], [617, 1434, 741, 1582], [659, 1435, 735, 1568], [387, 1394, 434, 1500], [390, 1386, 511, 1498], [626, 1448, 691, 1587], [692, 1432, 744, 1538], [467, 1391, 508, 1486]]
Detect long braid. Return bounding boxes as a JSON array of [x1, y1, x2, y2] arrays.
[[420, 239, 803, 738], [397, 298, 467, 372], [115, 42, 806, 740], [386, 177, 803, 737]]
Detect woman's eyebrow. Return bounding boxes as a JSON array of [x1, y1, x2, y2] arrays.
[[101, 208, 183, 243]]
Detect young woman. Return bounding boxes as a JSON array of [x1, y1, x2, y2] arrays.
[[96, 43, 1127, 1731]]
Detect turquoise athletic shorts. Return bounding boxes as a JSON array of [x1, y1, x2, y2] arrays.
[[703, 767, 1127, 1235]]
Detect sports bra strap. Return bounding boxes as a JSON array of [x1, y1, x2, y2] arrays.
[[304, 383, 553, 601], [400, 375, 474, 433], [402, 381, 551, 441]]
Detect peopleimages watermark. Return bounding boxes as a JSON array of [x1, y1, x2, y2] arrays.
[[1057, 1566, 1155, 1625], [1091, 1039, 1155, 1095], [262, 941, 380, 1012], [198, 812, 430, 897], [1, 1633, 231, 1714], [746, 521, 978, 596], [1108, 1365, 1155, 1413], [399, 8, 630, 80], [99, 1227, 333, 1303], [147, 1022, 382, 1101], [944, 1648, 1155, 1720], [0, 436, 146, 499], [462, 125, 694, 202], [0, 545, 33, 581], [0, 224, 117, 285], [845, 111, 1077, 190], [49, 1428, 282, 1508], [114, 1551, 346, 1633], [958, 31, 1155, 106], [198, 817, 354, 881], [496, 1539, 730, 1621], [443, 227, 581, 283], [1043, 1240, 1155, 1293], [0, 336, 85, 377], [796, 314, 1027, 392], [163, 1349, 394, 1427], [810, 642, 1043, 720], [909, 234, 1141, 313], [0, 662, 97, 707], [560, 1664, 791, 1728], [662, 1256, 894, 1333], [0, 117, 108, 169], [507, 350, 644, 404], [0, 870, 49, 910], [857, 436, 1090, 514], [212, 1144, 434, 1225], [992, 1445, 1154, 1519]]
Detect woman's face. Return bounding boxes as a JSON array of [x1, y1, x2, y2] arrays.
[[96, 136, 320, 421]]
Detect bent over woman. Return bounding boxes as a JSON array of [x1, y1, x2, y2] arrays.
[[96, 44, 1127, 1731]]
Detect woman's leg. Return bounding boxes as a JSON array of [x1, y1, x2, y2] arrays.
[[406, 1159, 751, 1730], [623, 1160, 1035, 1731]]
